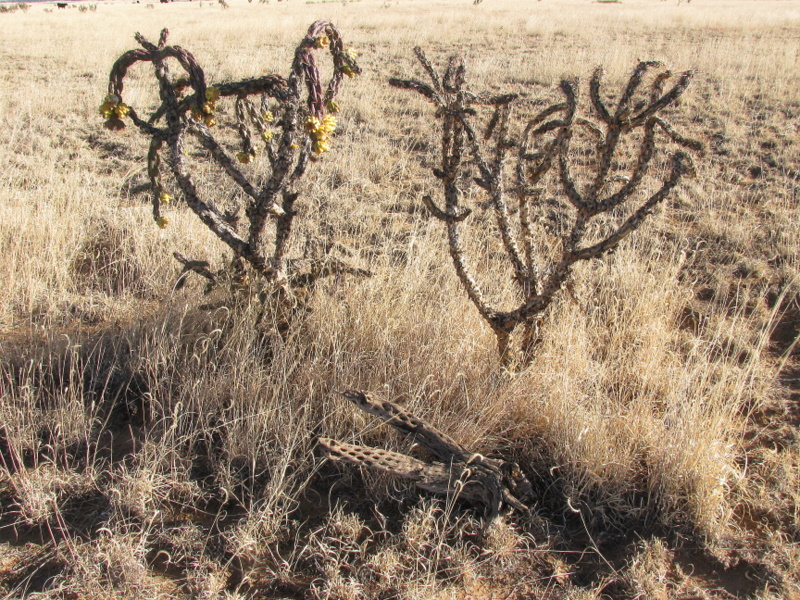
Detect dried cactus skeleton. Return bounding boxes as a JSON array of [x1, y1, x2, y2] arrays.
[[102, 22, 366, 300], [319, 391, 535, 522], [391, 50, 702, 367]]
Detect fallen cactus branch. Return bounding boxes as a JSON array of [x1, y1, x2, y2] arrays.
[[319, 391, 535, 521]]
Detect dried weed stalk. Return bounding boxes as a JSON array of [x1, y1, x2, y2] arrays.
[[101, 22, 366, 306], [391, 50, 702, 368]]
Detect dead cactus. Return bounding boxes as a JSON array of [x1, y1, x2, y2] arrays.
[[391, 51, 702, 368], [319, 391, 535, 522]]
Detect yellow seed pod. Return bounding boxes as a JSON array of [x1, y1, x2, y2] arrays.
[[204, 115, 216, 128], [290, 143, 299, 150], [315, 35, 329, 49], [345, 47, 358, 59], [236, 151, 254, 164], [205, 86, 220, 102], [156, 216, 170, 229], [114, 103, 130, 118], [325, 100, 341, 114], [313, 138, 331, 155], [191, 107, 204, 122], [159, 192, 172, 205], [341, 65, 354, 78], [261, 130, 274, 142], [262, 110, 274, 123], [304, 116, 321, 134], [320, 115, 337, 134], [203, 101, 216, 114]]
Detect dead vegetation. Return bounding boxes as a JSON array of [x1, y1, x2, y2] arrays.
[[390, 48, 702, 368], [1, 0, 799, 598]]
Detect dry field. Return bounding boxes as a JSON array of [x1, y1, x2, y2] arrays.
[[1, 0, 799, 597]]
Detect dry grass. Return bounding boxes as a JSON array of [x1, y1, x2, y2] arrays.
[[1, 0, 799, 598]]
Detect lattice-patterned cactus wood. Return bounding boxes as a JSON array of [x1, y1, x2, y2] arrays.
[[319, 391, 535, 522]]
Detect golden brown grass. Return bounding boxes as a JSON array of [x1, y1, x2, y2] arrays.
[[1, 0, 799, 598]]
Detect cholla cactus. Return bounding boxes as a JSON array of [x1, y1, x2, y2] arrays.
[[102, 22, 365, 300], [391, 50, 702, 368]]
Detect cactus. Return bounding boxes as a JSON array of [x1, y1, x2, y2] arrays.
[[102, 22, 367, 308], [391, 50, 702, 368]]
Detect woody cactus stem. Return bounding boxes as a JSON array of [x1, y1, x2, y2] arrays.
[[391, 51, 701, 368], [102, 21, 361, 293]]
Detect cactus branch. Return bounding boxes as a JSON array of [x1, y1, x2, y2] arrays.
[[321, 391, 535, 520]]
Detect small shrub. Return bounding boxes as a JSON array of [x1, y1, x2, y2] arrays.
[[71, 217, 147, 296], [0, 2, 30, 13]]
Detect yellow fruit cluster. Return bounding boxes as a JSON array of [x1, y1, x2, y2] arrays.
[[260, 110, 275, 142], [191, 86, 220, 127], [100, 94, 130, 130], [304, 114, 337, 155], [340, 48, 358, 78], [99, 94, 130, 119]]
